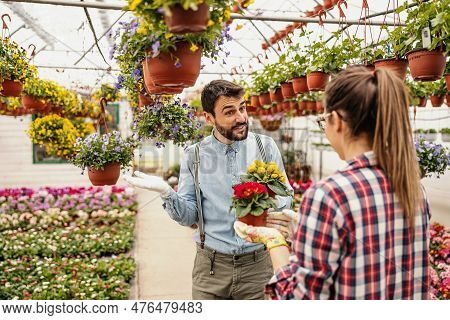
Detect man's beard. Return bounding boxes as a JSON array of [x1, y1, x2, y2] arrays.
[[215, 121, 249, 141]]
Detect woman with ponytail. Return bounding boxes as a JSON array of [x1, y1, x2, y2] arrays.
[[234, 67, 430, 299]]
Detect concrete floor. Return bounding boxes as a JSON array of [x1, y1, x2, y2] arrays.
[[131, 189, 196, 300]]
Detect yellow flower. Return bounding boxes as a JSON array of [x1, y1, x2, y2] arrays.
[[128, 0, 143, 11], [271, 174, 278, 179], [248, 164, 257, 173], [137, 25, 147, 35], [224, 9, 231, 21], [165, 33, 173, 39], [257, 167, 266, 175], [268, 161, 277, 167], [235, 24, 243, 31], [207, 20, 215, 27], [280, 176, 286, 183], [190, 43, 199, 52], [254, 159, 263, 167]]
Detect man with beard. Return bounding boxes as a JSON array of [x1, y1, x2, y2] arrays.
[[124, 80, 294, 299]]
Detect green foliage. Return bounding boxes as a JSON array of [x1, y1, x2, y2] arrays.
[[397, 0, 450, 53], [131, 96, 201, 147]]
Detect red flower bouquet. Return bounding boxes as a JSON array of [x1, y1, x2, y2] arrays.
[[229, 181, 277, 226]]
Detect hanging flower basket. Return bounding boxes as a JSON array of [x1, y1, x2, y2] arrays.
[[299, 100, 307, 111], [164, 3, 210, 34], [0, 80, 23, 97], [430, 94, 444, 107], [316, 100, 324, 113], [406, 49, 446, 81], [269, 87, 283, 103], [417, 97, 427, 108], [291, 76, 309, 94], [88, 162, 121, 186], [142, 60, 184, 94], [251, 95, 261, 108], [22, 95, 47, 112], [258, 92, 272, 106], [445, 74, 450, 91], [238, 210, 268, 227], [307, 71, 330, 91], [446, 94, 450, 107], [281, 82, 295, 99], [313, 4, 323, 14], [144, 42, 202, 88], [306, 101, 317, 112], [289, 101, 298, 111], [260, 117, 282, 131], [373, 58, 408, 80]]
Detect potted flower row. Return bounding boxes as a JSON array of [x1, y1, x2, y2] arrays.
[[407, 79, 449, 107], [0, 38, 36, 97], [0, 97, 27, 116], [229, 159, 291, 226]]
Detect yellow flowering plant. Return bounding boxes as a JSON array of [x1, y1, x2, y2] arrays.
[[241, 160, 291, 197], [0, 96, 22, 114], [0, 38, 36, 89], [92, 84, 121, 102], [27, 115, 94, 158]]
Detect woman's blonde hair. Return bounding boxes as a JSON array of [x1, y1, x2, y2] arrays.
[[325, 67, 421, 230]]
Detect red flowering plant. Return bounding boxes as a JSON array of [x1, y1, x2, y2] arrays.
[[429, 222, 450, 300], [229, 182, 276, 218]]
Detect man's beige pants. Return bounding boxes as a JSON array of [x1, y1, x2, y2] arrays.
[[192, 244, 274, 300]]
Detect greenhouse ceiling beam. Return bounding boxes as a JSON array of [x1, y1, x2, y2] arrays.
[[4, 0, 404, 26], [35, 65, 252, 75]]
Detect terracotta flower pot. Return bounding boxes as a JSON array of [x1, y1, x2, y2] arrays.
[[289, 101, 298, 111], [270, 87, 284, 103], [306, 101, 317, 112], [406, 49, 446, 81], [164, 3, 209, 34], [145, 41, 202, 88], [138, 93, 154, 107], [417, 97, 427, 108], [22, 95, 47, 112], [430, 94, 444, 107], [316, 100, 324, 113], [447, 94, 450, 107], [269, 35, 277, 45], [445, 74, 450, 91], [238, 210, 268, 227], [262, 43, 269, 50], [291, 76, 309, 94], [282, 101, 291, 112], [307, 71, 330, 91], [281, 82, 295, 99], [258, 92, 271, 106], [88, 162, 120, 186], [0, 80, 23, 97], [323, 0, 333, 10], [260, 119, 282, 132], [373, 58, 408, 80], [251, 95, 261, 108], [299, 100, 307, 111], [142, 60, 184, 94]]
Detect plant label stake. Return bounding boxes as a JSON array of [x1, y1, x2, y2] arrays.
[[422, 26, 431, 49]]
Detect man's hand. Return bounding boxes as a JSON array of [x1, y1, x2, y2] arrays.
[[266, 209, 299, 241], [234, 221, 288, 250], [123, 171, 172, 196]]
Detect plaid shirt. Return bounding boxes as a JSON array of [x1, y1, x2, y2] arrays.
[[266, 151, 430, 299]]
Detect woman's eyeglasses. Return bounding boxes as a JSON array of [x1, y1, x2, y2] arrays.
[[315, 111, 344, 132]]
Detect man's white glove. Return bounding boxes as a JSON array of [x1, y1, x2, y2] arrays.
[[123, 171, 172, 197], [266, 209, 299, 242]]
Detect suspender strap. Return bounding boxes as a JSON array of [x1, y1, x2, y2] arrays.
[[254, 133, 268, 163], [193, 143, 205, 248]]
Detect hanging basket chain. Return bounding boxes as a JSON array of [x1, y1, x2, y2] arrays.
[[96, 97, 109, 134]]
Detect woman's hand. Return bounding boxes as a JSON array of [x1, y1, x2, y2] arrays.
[[233, 221, 288, 250]]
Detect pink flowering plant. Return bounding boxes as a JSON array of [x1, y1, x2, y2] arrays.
[[429, 223, 450, 300]]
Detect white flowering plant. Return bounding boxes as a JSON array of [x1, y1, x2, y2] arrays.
[[70, 131, 138, 172]]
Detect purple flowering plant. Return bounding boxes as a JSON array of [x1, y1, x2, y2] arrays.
[[415, 136, 450, 178], [131, 96, 201, 148], [70, 131, 139, 172]]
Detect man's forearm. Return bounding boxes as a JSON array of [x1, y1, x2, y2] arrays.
[[161, 190, 198, 226]]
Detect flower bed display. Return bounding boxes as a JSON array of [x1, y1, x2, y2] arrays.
[[429, 223, 449, 300], [0, 186, 137, 300]]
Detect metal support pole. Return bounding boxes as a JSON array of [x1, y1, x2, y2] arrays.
[[34, 64, 251, 74], [9, 23, 25, 37], [4, 0, 405, 26]]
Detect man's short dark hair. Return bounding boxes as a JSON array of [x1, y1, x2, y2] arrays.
[[201, 80, 245, 116]]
